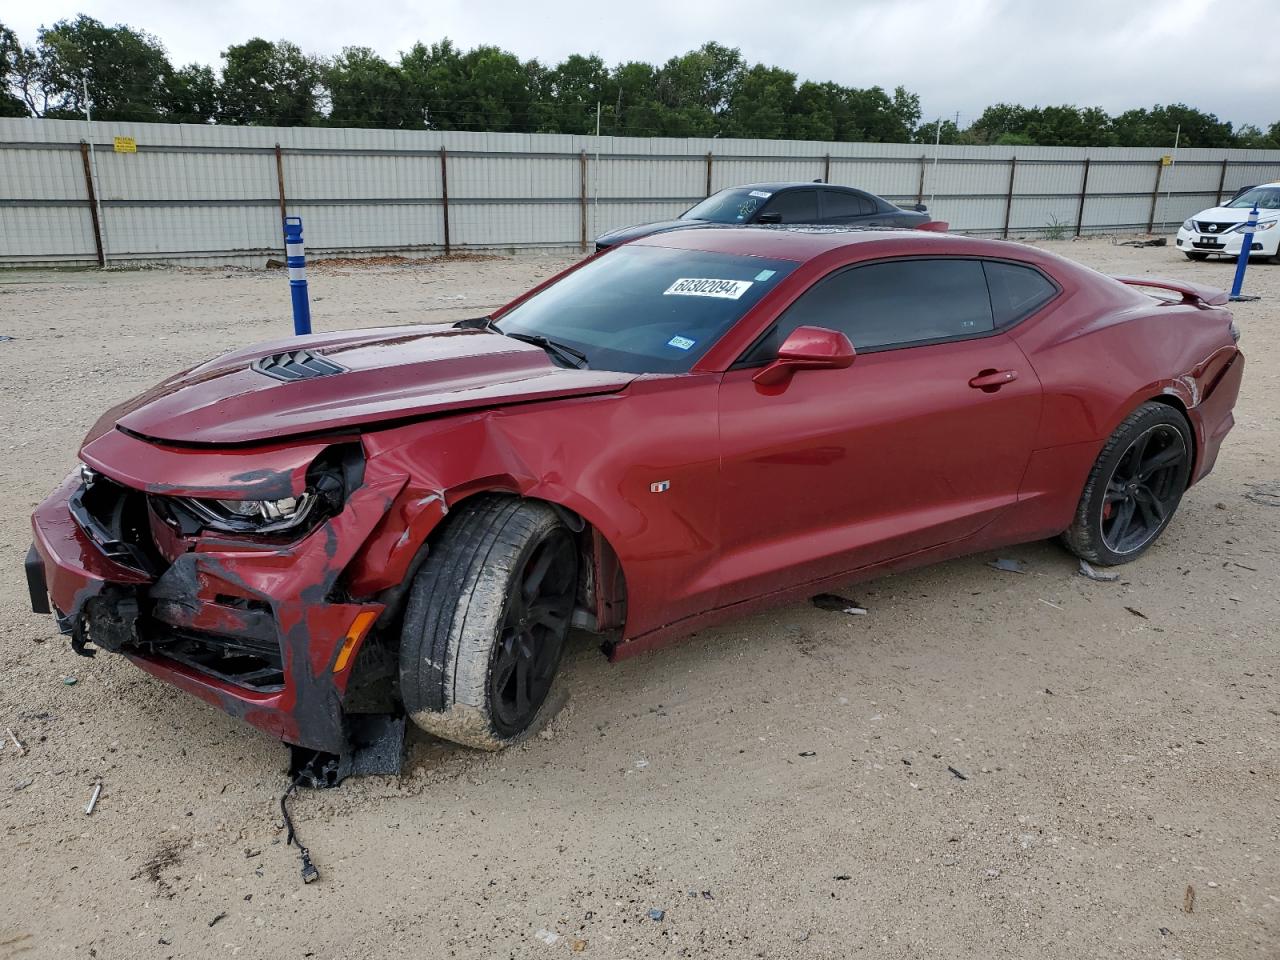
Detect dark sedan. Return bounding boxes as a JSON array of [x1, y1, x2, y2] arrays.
[[594, 181, 930, 250]]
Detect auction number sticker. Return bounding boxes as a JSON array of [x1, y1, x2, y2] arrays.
[[663, 278, 753, 299], [748, 190, 772, 199]]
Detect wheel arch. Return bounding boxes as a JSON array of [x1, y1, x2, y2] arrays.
[[372, 485, 630, 642]]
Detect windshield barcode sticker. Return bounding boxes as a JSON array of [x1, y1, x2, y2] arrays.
[[749, 190, 772, 199], [663, 278, 753, 300]]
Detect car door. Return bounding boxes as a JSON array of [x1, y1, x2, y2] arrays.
[[712, 257, 1043, 607], [756, 189, 819, 224], [820, 189, 880, 226]]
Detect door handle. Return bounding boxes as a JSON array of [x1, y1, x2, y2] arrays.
[[969, 369, 1018, 391]]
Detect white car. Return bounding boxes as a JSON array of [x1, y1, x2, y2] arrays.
[[1176, 182, 1280, 262]]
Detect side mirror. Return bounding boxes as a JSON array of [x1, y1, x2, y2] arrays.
[[752, 326, 856, 387], [756, 212, 783, 224]]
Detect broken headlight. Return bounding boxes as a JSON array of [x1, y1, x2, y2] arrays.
[[177, 493, 317, 534], [155, 443, 364, 538]]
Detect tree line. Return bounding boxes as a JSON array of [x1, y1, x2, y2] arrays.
[[2, 15, 1278, 148]]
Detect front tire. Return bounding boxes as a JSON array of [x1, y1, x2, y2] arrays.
[[1061, 402, 1193, 566], [1183, 251, 1209, 262], [400, 497, 578, 750]]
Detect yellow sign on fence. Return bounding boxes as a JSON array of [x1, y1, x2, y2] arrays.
[[113, 136, 137, 154], [1160, 154, 1173, 166]]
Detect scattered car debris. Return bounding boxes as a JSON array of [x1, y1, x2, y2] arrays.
[[833, 874, 851, 881], [85, 781, 102, 815], [1117, 237, 1167, 248], [701, 891, 713, 900], [0, 335, 13, 342], [811, 594, 867, 615], [1124, 606, 1149, 620], [798, 751, 816, 757], [208, 912, 227, 928], [1184, 885, 1195, 913], [61, 676, 77, 686], [1228, 561, 1258, 572], [947, 766, 968, 781], [1244, 483, 1280, 507], [646, 908, 665, 922], [534, 929, 561, 946], [1078, 559, 1119, 582], [634, 759, 649, 769], [6, 728, 26, 755], [1038, 598, 1063, 610], [987, 558, 1026, 574], [1159, 927, 1171, 937], [280, 776, 320, 884]]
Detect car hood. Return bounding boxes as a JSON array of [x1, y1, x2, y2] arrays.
[[1190, 206, 1279, 224], [90, 326, 638, 446], [595, 219, 704, 247]]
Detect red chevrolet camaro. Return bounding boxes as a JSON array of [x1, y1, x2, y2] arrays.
[[27, 227, 1244, 780]]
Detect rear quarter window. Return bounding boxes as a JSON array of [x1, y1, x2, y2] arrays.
[[983, 261, 1059, 326]]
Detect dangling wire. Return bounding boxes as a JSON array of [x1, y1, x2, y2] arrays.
[[280, 773, 319, 883]]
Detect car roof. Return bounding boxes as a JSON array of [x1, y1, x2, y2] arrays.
[[723, 181, 863, 193], [631, 224, 1005, 262]]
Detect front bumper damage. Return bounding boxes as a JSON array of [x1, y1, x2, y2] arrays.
[[26, 431, 445, 784]]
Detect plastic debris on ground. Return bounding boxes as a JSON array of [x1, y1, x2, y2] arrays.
[[987, 558, 1026, 574], [534, 929, 561, 946], [1078, 559, 1119, 582], [646, 908, 665, 922], [810, 593, 868, 615]]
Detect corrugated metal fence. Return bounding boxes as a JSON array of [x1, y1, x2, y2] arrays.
[[3, 117, 1280, 268]]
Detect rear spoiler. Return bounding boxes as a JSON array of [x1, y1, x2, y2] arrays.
[[914, 220, 950, 233], [1113, 276, 1230, 307]]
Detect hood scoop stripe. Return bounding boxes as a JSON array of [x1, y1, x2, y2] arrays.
[[251, 349, 346, 382]]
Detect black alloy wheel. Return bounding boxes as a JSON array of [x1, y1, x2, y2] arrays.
[[1100, 423, 1190, 556], [489, 529, 577, 736]]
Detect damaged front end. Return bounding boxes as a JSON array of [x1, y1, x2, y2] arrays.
[[27, 428, 440, 785]]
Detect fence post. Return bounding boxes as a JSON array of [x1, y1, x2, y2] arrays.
[[78, 141, 105, 267], [439, 147, 451, 256], [1074, 157, 1091, 237], [1002, 157, 1017, 239], [579, 150, 588, 252], [1146, 159, 1164, 233], [274, 144, 288, 254], [705, 152, 713, 197], [1216, 158, 1228, 205], [916, 155, 927, 206], [283, 216, 312, 336], [823, 153, 831, 184]]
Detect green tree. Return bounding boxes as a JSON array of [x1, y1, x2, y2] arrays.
[[36, 15, 175, 121], [0, 22, 32, 116], [219, 38, 322, 125], [653, 42, 744, 135], [168, 63, 218, 123], [1111, 103, 1234, 147], [400, 39, 464, 129], [725, 64, 796, 139], [535, 53, 608, 134], [327, 46, 417, 128]]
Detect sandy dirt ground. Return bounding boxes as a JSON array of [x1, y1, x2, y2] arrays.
[[0, 239, 1276, 960]]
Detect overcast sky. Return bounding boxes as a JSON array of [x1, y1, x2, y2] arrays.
[[7, 0, 1278, 129]]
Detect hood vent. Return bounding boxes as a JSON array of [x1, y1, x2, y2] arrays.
[[251, 349, 346, 382]]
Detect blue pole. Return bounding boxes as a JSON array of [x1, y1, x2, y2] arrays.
[[1229, 205, 1258, 301], [283, 216, 312, 335]]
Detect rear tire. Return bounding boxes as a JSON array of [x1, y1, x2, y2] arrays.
[[400, 497, 578, 750], [1183, 251, 1209, 262], [1061, 402, 1193, 566]]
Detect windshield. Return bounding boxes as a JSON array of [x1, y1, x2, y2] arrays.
[[494, 245, 797, 374], [681, 187, 776, 224], [1225, 186, 1280, 210]]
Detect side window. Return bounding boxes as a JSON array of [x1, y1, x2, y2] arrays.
[[822, 191, 876, 219], [743, 259, 995, 362], [983, 260, 1058, 326], [760, 190, 819, 223]]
